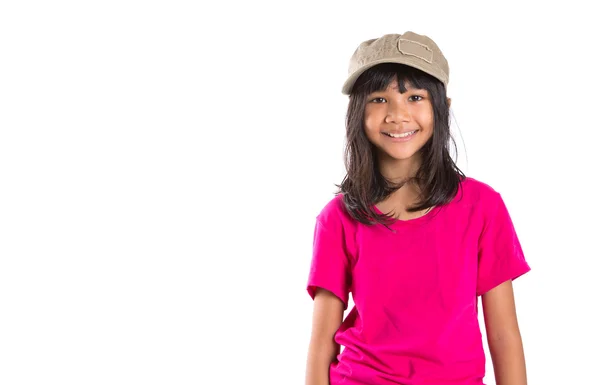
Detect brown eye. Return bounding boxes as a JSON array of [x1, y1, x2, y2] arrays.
[[409, 95, 424, 102], [370, 97, 386, 103]]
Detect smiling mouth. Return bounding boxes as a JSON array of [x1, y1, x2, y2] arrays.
[[383, 130, 418, 138]]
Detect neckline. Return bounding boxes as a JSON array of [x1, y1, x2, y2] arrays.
[[365, 175, 468, 227], [372, 203, 443, 226]]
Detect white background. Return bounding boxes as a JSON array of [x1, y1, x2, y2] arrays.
[[1, 1, 599, 384]]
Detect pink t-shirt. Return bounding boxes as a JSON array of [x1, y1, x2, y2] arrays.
[[306, 176, 531, 385]]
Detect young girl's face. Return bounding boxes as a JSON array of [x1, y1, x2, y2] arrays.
[[363, 78, 434, 167]]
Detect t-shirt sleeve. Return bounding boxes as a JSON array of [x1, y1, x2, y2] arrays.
[[476, 193, 531, 296], [306, 214, 352, 310]]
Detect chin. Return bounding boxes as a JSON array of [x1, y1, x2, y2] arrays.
[[385, 152, 419, 161]]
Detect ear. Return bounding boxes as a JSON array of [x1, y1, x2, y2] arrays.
[[447, 97, 452, 108]]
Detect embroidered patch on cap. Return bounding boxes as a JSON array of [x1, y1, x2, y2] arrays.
[[397, 38, 433, 63]]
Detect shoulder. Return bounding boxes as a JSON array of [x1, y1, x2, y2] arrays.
[[316, 193, 353, 227], [458, 177, 514, 229], [459, 176, 503, 206], [313, 193, 359, 259]]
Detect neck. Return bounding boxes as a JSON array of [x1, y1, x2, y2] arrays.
[[377, 154, 421, 184], [376, 154, 425, 205]]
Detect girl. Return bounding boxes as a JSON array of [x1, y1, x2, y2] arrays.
[[305, 32, 531, 385]]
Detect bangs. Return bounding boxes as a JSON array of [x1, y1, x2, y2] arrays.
[[353, 63, 438, 96]]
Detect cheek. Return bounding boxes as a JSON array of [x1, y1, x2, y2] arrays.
[[364, 108, 383, 127], [417, 110, 434, 130], [424, 117, 434, 130], [363, 113, 377, 131]]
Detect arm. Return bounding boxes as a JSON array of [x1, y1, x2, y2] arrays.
[[305, 288, 344, 385], [482, 280, 527, 385]]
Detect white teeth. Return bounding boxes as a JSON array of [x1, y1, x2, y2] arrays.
[[387, 130, 416, 138]]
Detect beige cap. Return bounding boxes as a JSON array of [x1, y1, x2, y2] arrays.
[[341, 32, 449, 95]]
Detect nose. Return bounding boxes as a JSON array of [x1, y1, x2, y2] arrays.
[[385, 100, 410, 123]]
